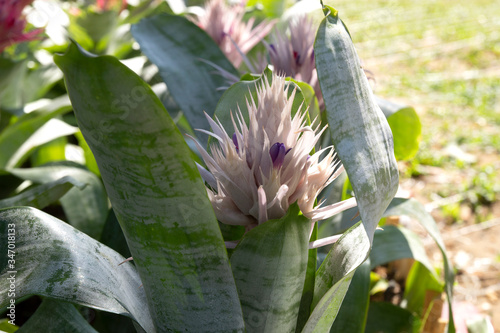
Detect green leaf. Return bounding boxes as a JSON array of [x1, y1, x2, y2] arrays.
[[0, 172, 23, 199], [99, 209, 132, 258], [370, 225, 439, 281], [303, 222, 370, 332], [375, 96, 422, 161], [0, 319, 18, 332], [329, 260, 370, 333], [23, 63, 64, 103], [294, 81, 320, 124], [30, 137, 67, 167], [75, 131, 100, 176], [247, 0, 286, 18], [0, 58, 27, 110], [0, 207, 154, 332], [230, 204, 310, 333], [365, 302, 420, 333], [68, 10, 119, 53], [131, 14, 239, 136], [0, 95, 73, 169], [8, 163, 108, 240], [0, 176, 84, 210], [384, 198, 455, 333], [314, 7, 399, 241], [295, 224, 317, 333], [404, 261, 443, 316], [54, 41, 244, 332], [17, 299, 98, 333]]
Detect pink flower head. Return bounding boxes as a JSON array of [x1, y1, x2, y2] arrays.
[[0, 0, 43, 53], [191, 73, 357, 241], [192, 0, 275, 68], [95, 0, 127, 12], [265, 15, 322, 107]]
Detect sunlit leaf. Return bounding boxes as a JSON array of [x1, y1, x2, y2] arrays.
[[375, 96, 421, 161], [315, 6, 399, 242]]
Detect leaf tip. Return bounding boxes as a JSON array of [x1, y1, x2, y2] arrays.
[[53, 40, 97, 72], [322, 5, 339, 18]]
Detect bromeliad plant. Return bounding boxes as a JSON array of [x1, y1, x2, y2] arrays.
[[0, 3, 455, 333]]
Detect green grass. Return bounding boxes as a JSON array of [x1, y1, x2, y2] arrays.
[[333, 0, 500, 222]]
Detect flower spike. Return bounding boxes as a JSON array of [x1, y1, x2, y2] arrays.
[[191, 72, 357, 244]]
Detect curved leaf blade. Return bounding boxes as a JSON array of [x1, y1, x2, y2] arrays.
[[230, 204, 310, 333], [8, 162, 108, 240], [314, 7, 399, 241], [0, 207, 154, 332], [54, 42, 244, 332], [0, 176, 83, 210]]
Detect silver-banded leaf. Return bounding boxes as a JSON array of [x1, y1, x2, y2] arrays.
[[314, 6, 399, 241], [303, 222, 370, 332], [0, 207, 154, 333], [131, 14, 239, 134], [17, 299, 98, 333], [8, 162, 108, 240], [54, 42, 244, 332], [0, 176, 84, 210], [230, 204, 310, 333]]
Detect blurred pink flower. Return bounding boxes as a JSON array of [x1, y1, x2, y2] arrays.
[[265, 15, 322, 106], [0, 0, 43, 53], [191, 73, 356, 245], [192, 0, 275, 68], [95, 0, 127, 12]]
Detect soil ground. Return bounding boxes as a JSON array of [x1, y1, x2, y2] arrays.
[[334, 0, 500, 330]]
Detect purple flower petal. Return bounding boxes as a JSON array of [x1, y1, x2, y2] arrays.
[[232, 133, 239, 152], [270, 142, 287, 168]]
